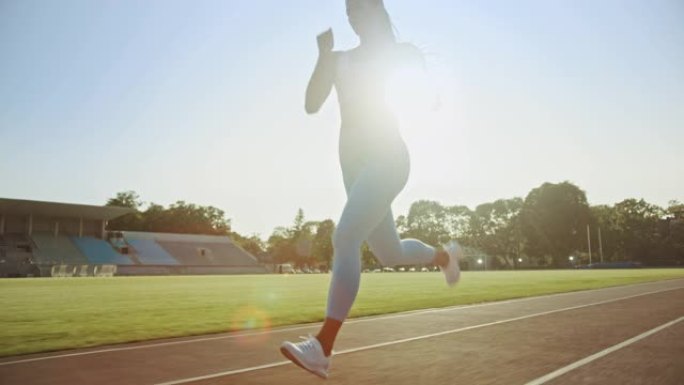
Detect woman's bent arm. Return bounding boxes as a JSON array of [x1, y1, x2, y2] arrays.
[[305, 29, 336, 114], [305, 53, 336, 114]]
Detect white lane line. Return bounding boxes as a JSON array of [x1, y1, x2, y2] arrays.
[[1, 279, 682, 367], [525, 315, 684, 385], [154, 287, 683, 385]]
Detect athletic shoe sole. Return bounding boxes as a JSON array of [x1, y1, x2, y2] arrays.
[[280, 345, 329, 379]]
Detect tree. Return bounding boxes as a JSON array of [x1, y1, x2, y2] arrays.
[[520, 182, 591, 266], [361, 242, 379, 269], [140, 203, 166, 232], [105, 192, 232, 235], [311, 219, 335, 269], [139, 201, 231, 235], [266, 209, 315, 268], [590, 204, 621, 262], [267, 226, 296, 264], [611, 199, 665, 263], [402, 200, 451, 246], [445, 205, 473, 241], [293, 209, 306, 235], [106, 191, 142, 209], [469, 198, 523, 268], [106, 191, 143, 230], [665, 201, 684, 265], [230, 233, 266, 259]]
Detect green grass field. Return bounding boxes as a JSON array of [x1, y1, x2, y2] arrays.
[[1, 269, 683, 357]]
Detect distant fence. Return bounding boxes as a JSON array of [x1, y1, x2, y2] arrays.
[[21, 263, 269, 277], [575, 261, 643, 269], [49, 264, 117, 277], [115, 264, 268, 276]]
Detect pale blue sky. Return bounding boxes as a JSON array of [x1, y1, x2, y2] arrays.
[[1, 0, 682, 237]]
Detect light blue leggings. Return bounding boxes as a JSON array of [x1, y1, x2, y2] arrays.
[[326, 140, 437, 321]]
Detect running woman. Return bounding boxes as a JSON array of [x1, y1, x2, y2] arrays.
[[280, 0, 462, 378]]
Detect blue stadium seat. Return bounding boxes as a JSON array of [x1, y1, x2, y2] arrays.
[[71, 236, 133, 265], [126, 239, 179, 265]]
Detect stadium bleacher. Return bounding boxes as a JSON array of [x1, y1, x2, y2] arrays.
[[155, 241, 218, 265], [70, 236, 133, 265], [3, 233, 33, 248], [1, 198, 267, 276], [196, 242, 259, 265], [31, 233, 88, 265], [126, 239, 179, 265], [0, 234, 39, 276], [122, 231, 260, 267]]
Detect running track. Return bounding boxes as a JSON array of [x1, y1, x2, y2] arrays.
[[1, 279, 683, 385]]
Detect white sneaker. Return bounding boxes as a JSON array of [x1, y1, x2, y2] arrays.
[[280, 335, 331, 379], [440, 241, 462, 286]]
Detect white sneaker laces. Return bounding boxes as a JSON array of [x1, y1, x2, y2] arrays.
[[296, 334, 318, 353]]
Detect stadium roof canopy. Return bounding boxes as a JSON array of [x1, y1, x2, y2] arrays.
[[0, 198, 134, 221]]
